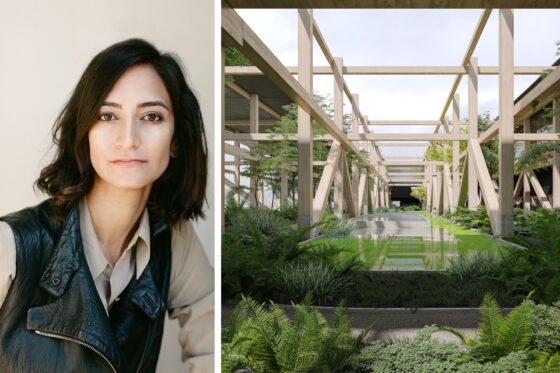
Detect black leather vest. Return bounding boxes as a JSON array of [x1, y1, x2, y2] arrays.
[[0, 199, 172, 373]]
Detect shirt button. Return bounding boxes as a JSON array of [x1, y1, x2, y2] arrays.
[[52, 277, 61, 286]]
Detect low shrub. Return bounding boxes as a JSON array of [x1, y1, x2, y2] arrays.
[[447, 251, 505, 281], [272, 261, 352, 305], [320, 218, 357, 238], [531, 301, 560, 354], [351, 328, 532, 373], [443, 206, 492, 234], [276, 203, 298, 223], [222, 208, 311, 301]]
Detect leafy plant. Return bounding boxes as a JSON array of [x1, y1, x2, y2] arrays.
[[532, 351, 560, 373], [448, 251, 504, 281], [272, 261, 352, 305], [501, 209, 560, 303], [320, 217, 357, 238], [531, 301, 560, 354], [516, 142, 560, 173], [222, 208, 313, 301], [222, 296, 367, 373], [435, 294, 535, 362], [351, 326, 532, 372]]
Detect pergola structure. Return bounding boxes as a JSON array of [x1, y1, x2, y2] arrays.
[[222, 1, 560, 237]]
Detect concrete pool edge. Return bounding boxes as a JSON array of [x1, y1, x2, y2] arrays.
[[222, 303, 514, 341]]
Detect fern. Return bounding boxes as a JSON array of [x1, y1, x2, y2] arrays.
[[496, 299, 534, 355], [435, 293, 535, 362], [222, 296, 363, 373], [478, 293, 505, 345], [532, 351, 560, 373]]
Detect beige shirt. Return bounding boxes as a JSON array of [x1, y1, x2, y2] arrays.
[[0, 200, 214, 372]]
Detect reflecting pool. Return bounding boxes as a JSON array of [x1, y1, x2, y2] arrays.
[[319, 212, 509, 271]]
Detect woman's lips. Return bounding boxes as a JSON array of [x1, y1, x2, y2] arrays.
[[111, 159, 147, 167]]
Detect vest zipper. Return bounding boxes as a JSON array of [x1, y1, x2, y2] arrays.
[[35, 330, 117, 373]]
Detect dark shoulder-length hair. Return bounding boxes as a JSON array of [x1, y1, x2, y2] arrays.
[[36, 38, 207, 225]]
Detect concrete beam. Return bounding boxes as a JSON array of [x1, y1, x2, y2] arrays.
[[225, 65, 551, 76], [227, 1, 560, 8]]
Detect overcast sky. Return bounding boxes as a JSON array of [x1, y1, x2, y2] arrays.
[[237, 9, 560, 158]]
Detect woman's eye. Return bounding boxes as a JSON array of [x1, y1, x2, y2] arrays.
[[143, 113, 163, 122], [98, 113, 116, 121]]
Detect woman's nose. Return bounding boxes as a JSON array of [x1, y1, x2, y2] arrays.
[[116, 118, 140, 150]]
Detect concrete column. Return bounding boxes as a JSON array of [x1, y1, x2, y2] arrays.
[[221, 47, 226, 231], [297, 9, 313, 231], [351, 94, 359, 135], [498, 9, 514, 236], [351, 94, 360, 211], [249, 93, 260, 207], [452, 94, 460, 209], [523, 119, 531, 211], [280, 171, 288, 208], [468, 57, 479, 210], [553, 98, 560, 207], [234, 142, 240, 204], [333, 57, 344, 218]]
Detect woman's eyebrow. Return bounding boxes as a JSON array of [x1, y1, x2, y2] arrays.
[[101, 101, 170, 111], [138, 101, 170, 111]]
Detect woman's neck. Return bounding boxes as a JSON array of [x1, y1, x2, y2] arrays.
[[85, 182, 151, 266]]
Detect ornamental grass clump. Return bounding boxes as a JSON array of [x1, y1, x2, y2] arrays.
[[272, 261, 352, 305]]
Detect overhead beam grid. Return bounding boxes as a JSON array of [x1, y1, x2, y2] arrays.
[[222, 3, 560, 237]]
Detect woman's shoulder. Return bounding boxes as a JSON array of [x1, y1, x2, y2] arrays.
[[0, 199, 55, 229], [1, 199, 62, 247]]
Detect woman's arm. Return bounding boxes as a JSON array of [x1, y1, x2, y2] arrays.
[[0, 222, 17, 310], [168, 220, 214, 373]]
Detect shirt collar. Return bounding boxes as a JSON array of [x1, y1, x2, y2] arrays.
[[79, 198, 151, 280]]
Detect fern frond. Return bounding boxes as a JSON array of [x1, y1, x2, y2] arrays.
[[435, 325, 475, 346], [496, 299, 534, 354], [478, 293, 505, 345], [532, 351, 560, 373]]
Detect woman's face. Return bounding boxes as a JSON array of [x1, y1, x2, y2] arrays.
[[88, 64, 174, 192]]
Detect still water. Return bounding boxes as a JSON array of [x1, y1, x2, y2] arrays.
[[347, 212, 507, 270]]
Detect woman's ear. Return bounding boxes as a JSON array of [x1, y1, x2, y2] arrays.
[[170, 141, 177, 158]]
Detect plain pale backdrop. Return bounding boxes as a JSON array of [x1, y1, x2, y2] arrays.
[[0, 0, 215, 371]]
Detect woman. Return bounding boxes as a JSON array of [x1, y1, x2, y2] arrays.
[[0, 39, 214, 372]]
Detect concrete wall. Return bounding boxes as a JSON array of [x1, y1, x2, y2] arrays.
[[0, 1, 215, 371]]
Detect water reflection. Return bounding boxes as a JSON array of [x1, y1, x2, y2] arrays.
[[352, 212, 459, 270]]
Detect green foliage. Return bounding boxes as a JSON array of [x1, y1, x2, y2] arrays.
[[447, 251, 504, 281], [532, 351, 560, 373], [436, 294, 535, 362], [502, 209, 560, 303], [400, 204, 421, 211], [331, 269, 516, 308], [320, 217, 357, 238], [532, 301, 560, 354], [227, 208, 294, 249], [224, 47, 251, 84], [410, 185, 425, 204], [272, 261, 352, 305], [222, 296, 365, 373], [351, 327, 532, 372], [516, 142, 560, 172], [276, 203, 298, 223], [224, 47, 250, 66], [222, 208, 311, 300], [240, 94, 343, 206], [443, 206, 492, 233]]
